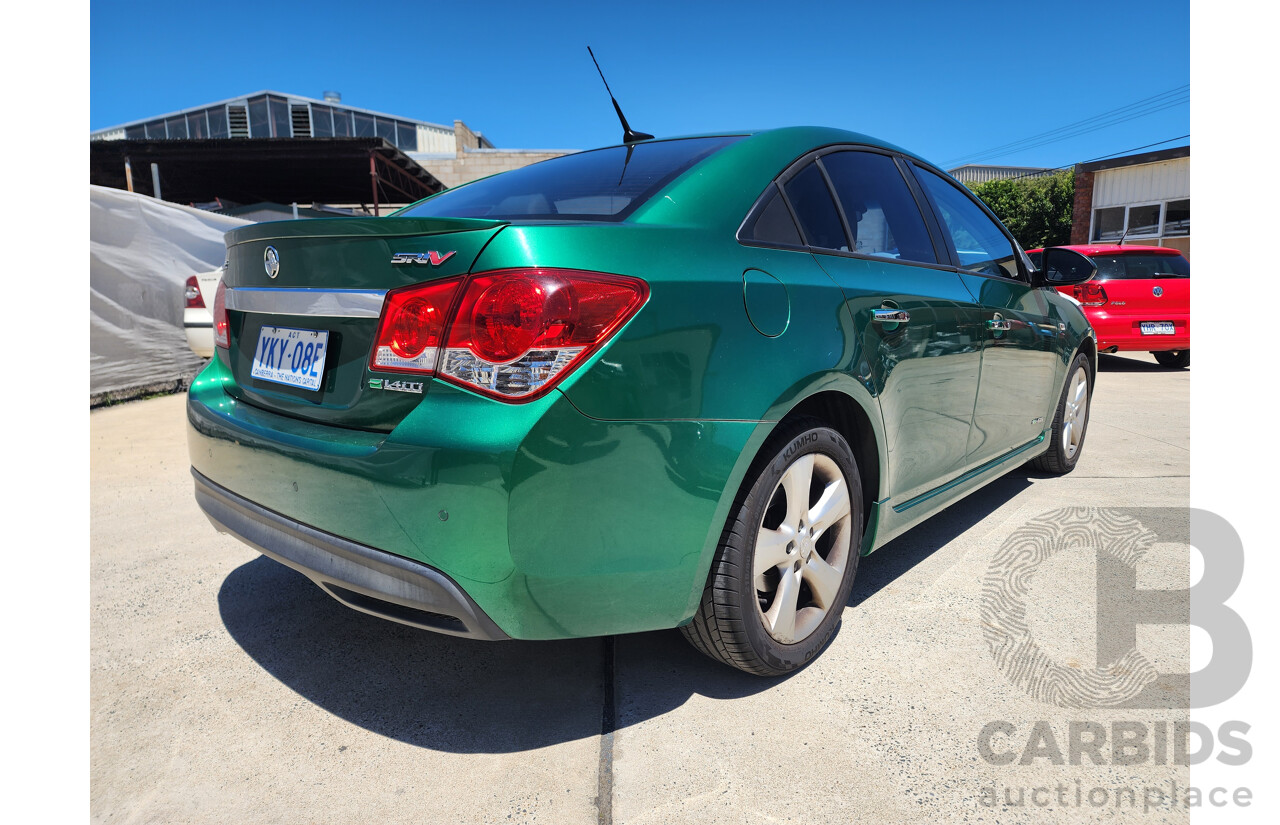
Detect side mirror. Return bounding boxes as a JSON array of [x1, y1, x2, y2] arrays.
[[1031, 247, 1097, 287]]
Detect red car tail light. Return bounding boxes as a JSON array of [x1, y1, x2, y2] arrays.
[[213, 280, 229, 349], [370, 277, 464, 373], [185, 276, 205, 309], [1073, 282, 1109, 307], [439, 269, 647, 400], [368, 269, 648, 400]]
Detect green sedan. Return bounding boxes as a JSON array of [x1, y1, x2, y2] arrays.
[[188, 126, 1098, 675]]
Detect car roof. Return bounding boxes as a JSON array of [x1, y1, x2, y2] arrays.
[[628, 127, 937, 229], [1026, 244, 1185, 256]]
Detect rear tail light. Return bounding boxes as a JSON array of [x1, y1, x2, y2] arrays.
[[370, 268, 648, 401], [1073, 281, 1109, 307], [370, 278, 463, 373], [184, 276, 205, 308], [213, 280, 229, 349]]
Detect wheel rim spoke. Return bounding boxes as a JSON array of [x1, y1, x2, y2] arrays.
[[779, 454, 814, 529], [803, 552, 843, 609], [753, 526, 794, 588], [764, 567, 801, 643], [807, 478, 850, 543]]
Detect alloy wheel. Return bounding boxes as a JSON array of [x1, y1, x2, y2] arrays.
[[753, 453, 853, 644]]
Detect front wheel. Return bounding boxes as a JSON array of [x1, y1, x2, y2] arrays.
[[1152, 349, 1190, 369], [1031, 352, 1092, 475], [681, 418, 863, 675]]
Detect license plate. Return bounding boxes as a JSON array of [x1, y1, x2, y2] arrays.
[[250, 326, 329, 391], [1140, 322, 1176, 335]]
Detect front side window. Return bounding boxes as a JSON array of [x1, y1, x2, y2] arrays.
[[782, 162, 847, 251], [915, 166, 1019, 279], [821, 151, 936, 264], [400, 136, 743, 222]]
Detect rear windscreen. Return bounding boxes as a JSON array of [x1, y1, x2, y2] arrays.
[[1091, 253, 1190, 279], [398, 136, 744, 222]]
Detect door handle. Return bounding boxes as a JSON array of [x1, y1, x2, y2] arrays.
[[872, 308, 911, 324], [987, 315, 1012, 332]]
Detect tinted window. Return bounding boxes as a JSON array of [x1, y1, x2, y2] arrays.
[[207, 107, 228, 138], [1093, 206, 1124, 242], [821, 151, 935, 264], [396, 121, 417, 151], [741, 184, 803, 247], [400, 137, 743, 222], [353, 112, 375, 137], [186, 111, 207, 139], [164, 115, 187, 139], [333, 109, 353, 137], [1091, 253, 1190, 279], [375, 117, 395, 144], [1164, 199, 1190, 235], [783, 163, 847, 250], [1128, 204, 1160, 236], [916, 166, 1019, 279], [248, 97, 269, 138], [269, 96, 291, 137], [311, 105, 334, 138]]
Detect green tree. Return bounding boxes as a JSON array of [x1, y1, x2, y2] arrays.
[[967, 169, 1074, 250]]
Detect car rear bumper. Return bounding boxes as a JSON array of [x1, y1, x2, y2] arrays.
[[186, 356, 759, 640], [193, 467, 510, 640], [1085, 309, 1190, 352]]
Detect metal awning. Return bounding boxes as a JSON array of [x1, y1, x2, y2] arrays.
[[89, 137, 444, 214]]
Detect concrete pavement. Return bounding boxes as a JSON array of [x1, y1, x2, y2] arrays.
[[91, 352, 1189, 824]]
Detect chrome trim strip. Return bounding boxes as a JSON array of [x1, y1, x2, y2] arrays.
[[226, 287, 387, 318]]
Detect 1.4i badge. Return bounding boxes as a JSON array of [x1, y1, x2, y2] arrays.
[[368, 378, 423, 394]]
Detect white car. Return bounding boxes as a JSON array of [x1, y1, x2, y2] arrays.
[[183, 268, 223, 358]]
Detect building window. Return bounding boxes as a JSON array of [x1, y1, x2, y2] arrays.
[[396, 121, 417, 151], [248, 97, 269, 138], [1164, 199, 1190, 236], [1092, 207, 1125, 242], [1127, 203, 1161, 236]]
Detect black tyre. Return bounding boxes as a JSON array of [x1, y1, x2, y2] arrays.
[[1152, 349, 1190, 369], [1031, 352, 1092, 475], [681, 418, 863, 675]]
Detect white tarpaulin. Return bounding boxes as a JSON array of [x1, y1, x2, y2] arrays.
[[90, 185, 250, 398]]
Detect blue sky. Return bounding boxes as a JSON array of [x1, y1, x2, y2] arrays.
[[90, 0, 1189, 170]]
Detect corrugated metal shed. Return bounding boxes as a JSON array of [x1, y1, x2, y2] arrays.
[[947, 164, 1057, 184]]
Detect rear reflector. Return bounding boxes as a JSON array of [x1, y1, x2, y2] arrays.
[[184, 276, 205, 308], [369, 268, 648, 401]]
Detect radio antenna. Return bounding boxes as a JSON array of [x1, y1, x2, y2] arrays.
[[588, 46, 653, 144]]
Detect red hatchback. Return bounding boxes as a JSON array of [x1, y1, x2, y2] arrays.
[[1028, 244, 1190, 368]]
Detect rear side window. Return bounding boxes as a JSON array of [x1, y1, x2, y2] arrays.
[[1092, 253, 1190, 279], [783, 163, 848, 251], [915, 166, 1019, 279], [821, 151, 936, 265], [741, 184, 803, 247], [398, 136, 743, 222]]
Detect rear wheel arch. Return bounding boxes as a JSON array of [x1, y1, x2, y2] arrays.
[[778, 391, 880, 527]]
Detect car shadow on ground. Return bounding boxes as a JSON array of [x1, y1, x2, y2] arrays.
[[1097, 353, 1185, 373], [218, 469, 1036, 754]]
